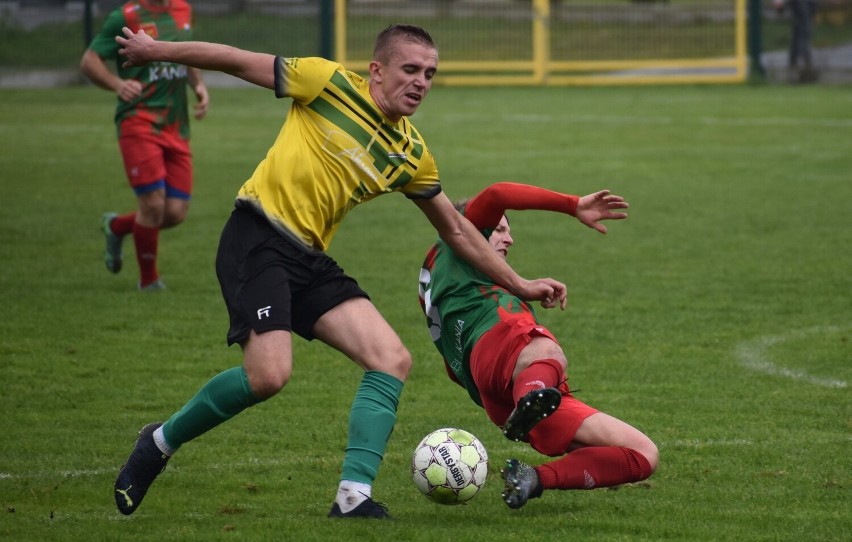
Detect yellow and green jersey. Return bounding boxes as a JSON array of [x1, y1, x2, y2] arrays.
[[236, 56, 441, 251]]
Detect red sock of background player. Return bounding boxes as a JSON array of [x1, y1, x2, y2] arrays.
[[133, 222, 160, 287], [512, 358, 564, 403], [536, 447, 652, 489], [110, 212, 136, 237]]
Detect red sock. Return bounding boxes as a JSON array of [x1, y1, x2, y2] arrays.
[[132, 222, 159, 286], [110, 212, 137, 237], [512, 358, 564, 403], [535, 447, 652, 490]]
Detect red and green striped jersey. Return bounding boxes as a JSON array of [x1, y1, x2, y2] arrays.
[[418, 183, 579, 405], [88, 0, 194, 138]]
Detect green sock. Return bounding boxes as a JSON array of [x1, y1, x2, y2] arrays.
[[161, 366, 261, 450], [341, 371, 404, 484]]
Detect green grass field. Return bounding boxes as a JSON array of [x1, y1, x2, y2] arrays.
[[0, 83, 850, 541]]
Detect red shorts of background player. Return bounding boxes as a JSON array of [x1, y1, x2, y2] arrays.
[[118, 116, 193, 199], [469, 312, 599, 457]]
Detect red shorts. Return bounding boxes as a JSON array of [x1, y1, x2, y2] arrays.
[[118, 117, 193, 199], [469, 312, 598, 457]]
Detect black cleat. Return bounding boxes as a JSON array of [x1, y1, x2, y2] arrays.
[[501, 459, 543, 509], [328, 497, 391, 519], [502, 387, 561, 442], [114, 423, 169, 515]]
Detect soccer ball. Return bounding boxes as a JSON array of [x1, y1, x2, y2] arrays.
[[411, 427, 488, 505]]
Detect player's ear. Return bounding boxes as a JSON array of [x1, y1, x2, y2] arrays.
[[369, 61, 383, 84]]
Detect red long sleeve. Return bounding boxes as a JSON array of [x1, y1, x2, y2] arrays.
[[464, 182, 579, 229]]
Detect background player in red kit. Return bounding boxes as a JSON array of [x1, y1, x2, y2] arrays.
[[418, 182, 659, 509], [81, 0, 209, 290]]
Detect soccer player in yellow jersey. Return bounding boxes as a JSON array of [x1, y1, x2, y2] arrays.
[[112, 24, 567, 518]]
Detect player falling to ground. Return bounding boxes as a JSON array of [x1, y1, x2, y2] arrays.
[[81, 0, 209, 290], [110, 25, 566, 519], [418, 182, 659, 509]]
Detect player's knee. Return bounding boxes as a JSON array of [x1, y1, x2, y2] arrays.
[[137, 205, 165, 228], [640, 440, 660, 474], [393, 346, 413, 380], [527, 357, 566, 380], [160, 204, 189, 229], [374, 344, 412, 381], [161, 214, 185, 228], [162, 206, 188, 228], [247, 365, 291, 399]]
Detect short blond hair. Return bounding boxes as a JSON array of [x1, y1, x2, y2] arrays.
[[373, 24, 436, 64]]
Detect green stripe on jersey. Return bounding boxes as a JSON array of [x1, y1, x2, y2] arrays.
[[388, 171, 412, 190], [329, 71, 382, 124], [408, 125, 424, 160], [308, 96, 398, 175]]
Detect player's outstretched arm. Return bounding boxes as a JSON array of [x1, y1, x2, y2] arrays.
[[116, 27, 276, 90], [575, 190, 629, 234]]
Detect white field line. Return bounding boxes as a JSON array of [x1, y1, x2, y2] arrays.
[[500, 113, 852, 129], [0, 458, 290, 482], [735, 326, 849, 389], [660, 438, 754, 449]]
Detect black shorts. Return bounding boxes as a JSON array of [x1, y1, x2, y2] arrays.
[[215, 205, 369, 345]]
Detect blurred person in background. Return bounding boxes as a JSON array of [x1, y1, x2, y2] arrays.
[[774, 0, 819, 82], [81, 0, 209, 290]]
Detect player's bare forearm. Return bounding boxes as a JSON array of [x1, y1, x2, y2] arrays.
[[415, 194, 565, 307], [452, 215, 525, 293], [187, 67, 204, 89], [80, 49, 120, 92], [417, 194, 521, 291], [80, 48, 143, 101], [187, 67, 210, 119], [117, 27, 276, 89]]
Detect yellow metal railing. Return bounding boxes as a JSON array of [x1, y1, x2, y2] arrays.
[[335, 0, 747, 86]]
